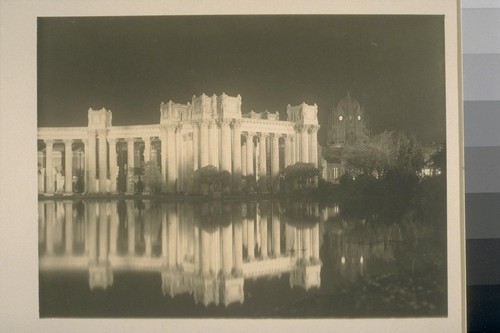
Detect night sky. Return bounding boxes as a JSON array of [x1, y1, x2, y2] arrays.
[[38, 15, 445, 145]]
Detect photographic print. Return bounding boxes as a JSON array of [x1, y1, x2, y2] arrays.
[[30, 3, 462, 329]]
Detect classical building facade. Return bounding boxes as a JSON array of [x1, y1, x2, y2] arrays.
[[37, 93, 319, 194], [322, 93, 369, 182], [327, 92, 369, 147]]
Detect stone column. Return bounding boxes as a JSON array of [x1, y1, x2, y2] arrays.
[[231, 121, 242, 191], [144, 202, 151, 257], [303, 228, 311, 260], [45, 139, 54, 194], [284, 135, 292, 168], [64, 201, 73, 254], [309, 126, 319, 167], [97, 130, 108, 193], [260, 207, 268, 258], [83, 139, 89, 193], [199, 120, 209, 167], [221, 223, 233, 276], [166, 125, 177, 193], [192, 126, 199, 171], [38, 152, 45, 193], [258, 133, 268, 192], [63, 139, 73, 194], [160, 130, 168, 192], [220, 120, 232, 173], [209, 121, 218, 168], [87, 133, 97, 193], [175, 127, 182, 192], [126, 138, 135, 194], [107, 138, 118, 193], [294, 130, 300, 164], [301, 125, 309, 163], [246, 133, 254, 176], [241, 140, 247, 177], [291, 136, 296, 164], [143, 137, 151, 163], [271, 134, 280, 192], [143, 137, 152, 191]]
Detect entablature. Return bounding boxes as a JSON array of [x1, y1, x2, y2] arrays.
[[37, 127, 88, 141]]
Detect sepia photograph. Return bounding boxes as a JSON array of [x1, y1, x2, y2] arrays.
[[0, 0, 464, 332], [37, 13, 450, 319]]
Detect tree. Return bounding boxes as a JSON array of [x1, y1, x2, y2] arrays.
[[390, 133, 424, 175], [192, 165, 231, 194], [429, 145, 446, 175], [336, 131, 424, 177], [219, 170, 232, 193], [75, 169, 85, 193], [284, 162, 319, 190], [142, 161, 162, 193], [322, 131, 394, 177]]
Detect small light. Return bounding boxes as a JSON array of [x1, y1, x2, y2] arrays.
[[338, 115, 343, 121], [341, 256, 346, 264], [357, 115, 361, 121], [360, 256, 364, 264]]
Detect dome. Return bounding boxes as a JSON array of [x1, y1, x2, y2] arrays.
[[336, 92, 362, 116]]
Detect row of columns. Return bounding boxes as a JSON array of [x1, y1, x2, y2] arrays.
[[39, 122, 319, 194]]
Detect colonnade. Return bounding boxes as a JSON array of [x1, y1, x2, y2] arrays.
[[37, 96, 320, 195], [38, 125, 319, 195]]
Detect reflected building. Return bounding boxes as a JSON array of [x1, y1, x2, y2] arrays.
[[38, 200, 322, 307]]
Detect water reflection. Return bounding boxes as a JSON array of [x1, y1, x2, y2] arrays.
[[39, 199, 446, 316], [39, 200, 322, 306]]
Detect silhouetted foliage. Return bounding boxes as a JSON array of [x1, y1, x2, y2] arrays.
[[284, 162, 319, 191], [75, 169, 85, 193], [192, 165, 232, 194], [142, 161, 162, 193]]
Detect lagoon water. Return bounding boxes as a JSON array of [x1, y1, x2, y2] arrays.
[[38, 198, 447, 318]]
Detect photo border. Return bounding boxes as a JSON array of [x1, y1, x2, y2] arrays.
[[0, 0, 465, 332]]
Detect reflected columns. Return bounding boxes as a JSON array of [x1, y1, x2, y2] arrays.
[[63, 139, 73, 194], [97, 129, 108, 192], [271, 134, 280, 192], [45, 139, 54, 195], [126, 138, 135, 194]]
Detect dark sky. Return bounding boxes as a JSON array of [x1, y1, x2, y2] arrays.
[[38, 15, 445, 145]]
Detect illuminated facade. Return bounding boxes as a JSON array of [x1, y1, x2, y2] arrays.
[[37, 93, 320, 195], [322, 93, 369, 182]]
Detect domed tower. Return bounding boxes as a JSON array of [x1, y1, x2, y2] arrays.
[[327, 92, 369, 146]]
